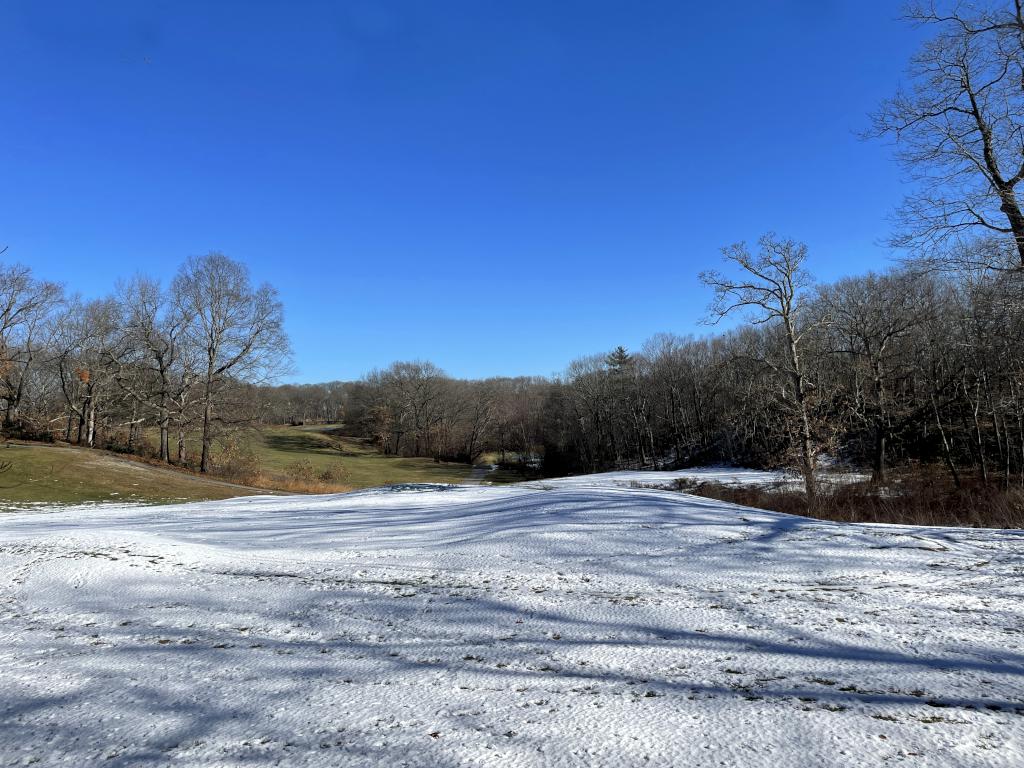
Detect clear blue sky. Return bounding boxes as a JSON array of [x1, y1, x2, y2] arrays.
[[1, 1, 921, 383]]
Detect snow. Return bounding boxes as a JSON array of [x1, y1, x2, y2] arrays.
[[522, 465, 866, 492], [1, 471, 1022, 766], [526, 466, 797, 489]]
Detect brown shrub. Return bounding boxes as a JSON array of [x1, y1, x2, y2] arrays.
[[212, 439, 262, 484], [675, 471, 1024, 529], [258, 459, 351, 494]]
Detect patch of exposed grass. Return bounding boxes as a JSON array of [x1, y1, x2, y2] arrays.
[[0, 442, 252, 509], [252, 425, 473, 489], [135, 423, 474, 491], [1, 425, 474, 509]]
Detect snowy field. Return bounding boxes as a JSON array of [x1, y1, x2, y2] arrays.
[[1, 471, 1022, 767]]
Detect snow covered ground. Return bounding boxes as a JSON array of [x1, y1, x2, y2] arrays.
[[526, 466, 798, 489], [524, 465, 864, 491], [1, 472, 1022, 766]]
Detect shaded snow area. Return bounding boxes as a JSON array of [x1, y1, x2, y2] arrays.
[[1, 474, 1022, 767]]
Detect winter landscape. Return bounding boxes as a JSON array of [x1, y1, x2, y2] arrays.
[[7, 2, 1024, 766], [2, 470, 1022, 766]]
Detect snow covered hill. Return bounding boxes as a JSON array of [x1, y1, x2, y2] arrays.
[[1, 473, 1021, 766]]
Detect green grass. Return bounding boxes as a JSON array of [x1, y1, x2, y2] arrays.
[[254, 425, 473, 488], [0, 442, 255, 510], [0, 425, 475, 510]]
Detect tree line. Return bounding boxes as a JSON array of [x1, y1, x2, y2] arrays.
[[321, 237, 1023, 498], [286, 1, 1024, 499], [0, 252, 289, 473], [278, 0, 1024, 498]]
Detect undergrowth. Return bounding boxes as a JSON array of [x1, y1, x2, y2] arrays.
[[671, 470, 1024, 529]]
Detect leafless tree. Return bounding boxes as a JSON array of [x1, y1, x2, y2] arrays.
[[817, 269, 933, 482], [701, 234, 822, 500], [872, 1, 1024, 266], [172, 253, 291, 472], [53, 298, 125, 448], [0, 261, 63, 429], [107, 277, 191, 461]]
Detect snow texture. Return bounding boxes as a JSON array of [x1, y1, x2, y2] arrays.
[[1, 470, 1022, 766]]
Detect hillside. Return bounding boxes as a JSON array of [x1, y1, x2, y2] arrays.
[[1, 472, 1021, 766], [0, 442, 264, 509], [0, 428, 475, 510], [254, 424, 474, 488]]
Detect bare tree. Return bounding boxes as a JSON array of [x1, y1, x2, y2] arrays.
[[172, 253, 290, 473], [872, 1, 1024, 266], [111, 277, 190, 462], [701, 234, 821, 500], [818, 270, 933, 482], [53, 298, 125, 448], [0, 261, 62, 429]]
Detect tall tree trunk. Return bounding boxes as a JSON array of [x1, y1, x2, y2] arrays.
[[785, 319, 816, 503], [127, 400, 138, 451], [177, 423, 187, 465], [931, 392, 961, 488], [1003, 413, 1012, 491], [996, 185, 1024, 267], [158, 387, 170, 462], [200, 396, 213, 473], [86, 397, 96, 448], [871, 362, 887, 484], [872, 423, 887, 485], [964, 378, 988, 484], [1018, 411, 1024, 488], [77, 395, 88, 445]]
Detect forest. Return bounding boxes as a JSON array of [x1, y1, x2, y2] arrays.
[[0, 251, 288, 476], [275, 243, 1024, 498]]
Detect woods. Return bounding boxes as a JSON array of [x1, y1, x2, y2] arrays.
[[0, 252, 290, 473], [5, 240, 1024, 511], [329, 245, 1023, 498]]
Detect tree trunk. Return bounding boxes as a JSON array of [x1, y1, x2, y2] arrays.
[[200, 396, 213, 473], [931, 392, 961, 488], [1003, 413, 1012, 491], [127, 400, 138, 451], [158, 390, 170, 462], [996, 186, 1024, 267], [785, 319, 816, 503], [872, 424, 887, 485], [871, 362, 887, 484], [964, 378, 988, 484], [77, 395, 88, 445], [86, 398, 96, 448], [177, 424, 187, 465]]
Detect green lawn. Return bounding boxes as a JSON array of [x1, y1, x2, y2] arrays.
[[255, 425, 474, 488], [0, 426, 476, 510], [0, 442, 254, 510]]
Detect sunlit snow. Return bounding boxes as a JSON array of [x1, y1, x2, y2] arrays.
[[1, 471, 1021, 766]]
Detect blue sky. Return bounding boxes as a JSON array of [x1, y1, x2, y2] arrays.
[[1, 1, 921, 382]]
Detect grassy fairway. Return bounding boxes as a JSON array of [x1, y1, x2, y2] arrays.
[[255, 425, 474, 488], [0, 426, 474, 510], [0, 442, 257, 510]]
